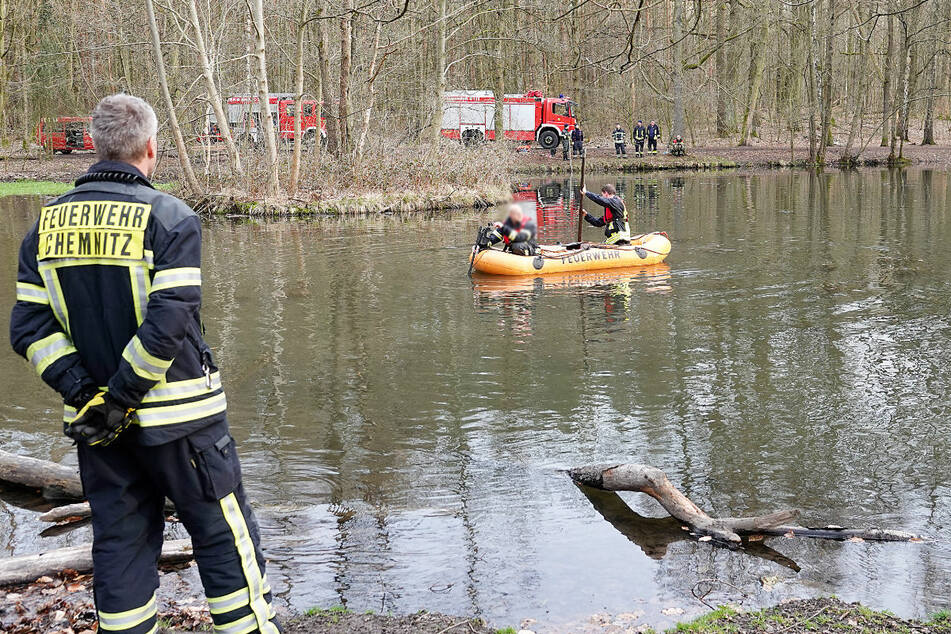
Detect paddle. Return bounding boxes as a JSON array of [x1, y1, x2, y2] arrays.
[[576, 151, 586, 242]]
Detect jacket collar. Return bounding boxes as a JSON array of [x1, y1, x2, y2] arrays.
[[76, 160, 154, 189]]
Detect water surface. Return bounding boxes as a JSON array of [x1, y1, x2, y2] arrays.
[[2, 169, 950, 629]]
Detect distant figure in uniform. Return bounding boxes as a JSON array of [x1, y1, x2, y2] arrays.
[[10, 95, 281, 634], [571, 126, 584, 156], [580, 183, 630, 245], [612, 124, 627, 157], [487, 204, 538, 255], [632, 120, 647, 157], [562, 132, 570, 161], [646, 120, 660, 154], [671, 134, 686, 156]]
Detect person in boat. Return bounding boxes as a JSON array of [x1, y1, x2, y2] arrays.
[[486, 203, 538, 255], [580, 183, 631, 245]]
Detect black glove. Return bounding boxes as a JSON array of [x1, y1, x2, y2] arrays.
[[65, 391, 135, 447], [475, 226, 493, 250]]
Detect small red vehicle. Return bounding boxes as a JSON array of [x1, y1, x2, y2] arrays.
[[36, 117, 95, 153], [441, 90, 578, 150]]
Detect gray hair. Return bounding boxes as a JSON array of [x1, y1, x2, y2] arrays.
[[90, 94, 158, 161]]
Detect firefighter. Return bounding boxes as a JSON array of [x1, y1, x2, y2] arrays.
[[646, 120, 660, 154], [612, 124, 627, 157], [580, 183, 630, 245], [562, 132, 570, 161], [485, 203, 538, 255], [671, 134, 686, 156], [571, 126, 584, 156], [632, 120, 647, 157], [9, 95, 281, 634]]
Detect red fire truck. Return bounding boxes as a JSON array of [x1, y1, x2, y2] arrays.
[[36, 117, 95, 153], [205, 93, 326, 145], [441, 90, 577, 149]]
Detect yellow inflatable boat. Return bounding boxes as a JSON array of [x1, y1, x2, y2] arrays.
[[470, 231, 671, 276]]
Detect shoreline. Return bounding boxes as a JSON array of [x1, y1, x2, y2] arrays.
[[3, 143, 951, 216]]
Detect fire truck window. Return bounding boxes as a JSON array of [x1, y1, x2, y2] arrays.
[[552, 103, 566, 117], [303, 104, 314, 116]]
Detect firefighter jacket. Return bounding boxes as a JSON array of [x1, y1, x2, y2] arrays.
[[646, 123, 660, 139], [612, 128, 626, 144], [10, 161, 224, 446], [583, 191, 630, 243], [489, 216, 538, 249], [571, 128, 584, 144], [633, 125, 647, 141]]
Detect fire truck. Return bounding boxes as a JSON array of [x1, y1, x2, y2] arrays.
[[205, 93, 326, 145], [441, 90, 577, 149], [36, 117, 95, 153]]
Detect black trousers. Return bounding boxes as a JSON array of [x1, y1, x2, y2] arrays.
[[77, 420, 280, 634], [634, 140, 644, 155], [572, 141, 583, 156], [509, 241, 537, 256], [647, 137, 657, 153], [614, 142, 626, 156]]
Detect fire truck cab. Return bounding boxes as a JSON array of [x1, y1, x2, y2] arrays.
[[441, 90, 577, 150]]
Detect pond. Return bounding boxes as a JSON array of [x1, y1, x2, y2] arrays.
[[1, 168, 950, 630]]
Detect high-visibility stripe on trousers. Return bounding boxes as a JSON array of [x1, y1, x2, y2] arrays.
[[77, 419, 281, 634]]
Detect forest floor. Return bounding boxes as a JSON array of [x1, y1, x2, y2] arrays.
[[4, 571, 950, 634]]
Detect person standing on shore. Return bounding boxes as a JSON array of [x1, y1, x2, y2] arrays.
[[9, 94, 281, 634], [562, 132, 570, 161], [632, 120, 647, 157], [612, 124, 627, 157], [571, 126, 584, 156], [646, 120, 660, 154]]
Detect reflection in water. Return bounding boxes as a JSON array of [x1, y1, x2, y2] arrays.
[[1, 169, 951, 628]]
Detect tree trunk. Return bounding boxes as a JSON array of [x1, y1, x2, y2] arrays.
[[187, 0, 242, 177], [337, 0, 353, 154], [146, 0, 201, 196], [816, 0, 835, 164], [0, 540, 193, 587], [842, 4, 868, 161], [739, 19, 768, 146], [317, 8, 336, 154], [356, 22, 383, 157], [569, 463, 923, 544], [0, 449, 82, 500], [429, 0, 448, 143], [670, 0, 686, 141], [805, 1, 819, 162], [714, 0, 729, 137], [494, 0, 505, 143], [881, 6, 894, 146], [922, 51, 937, 144], [289, 6, 309, 195], [249, 0, 280, 195]]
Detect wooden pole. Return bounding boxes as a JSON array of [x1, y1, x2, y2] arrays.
[[576, 152, 586, 242]]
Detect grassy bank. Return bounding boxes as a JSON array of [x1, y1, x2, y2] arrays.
[[0, 180, 75, 197], [670, 598, 951, 634]]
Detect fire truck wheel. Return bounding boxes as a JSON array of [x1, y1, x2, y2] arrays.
[[461, 129, 484, 146], [61, 150, 72, 155], [538, 128, 559, 150]]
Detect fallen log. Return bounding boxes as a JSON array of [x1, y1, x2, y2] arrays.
[[0, 449, 83, 500], [39, 502, 92, 524], [0, 539, 193, 587], [569, 463, 922, 544]]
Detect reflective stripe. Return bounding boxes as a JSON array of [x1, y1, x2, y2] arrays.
[[98, 593, 156, 631], [151, 267, 201, 293], [220, 493, 278, 634], [141, 372, 222, 404], [144, 249, 154, 268], [64, 404, 77, 423], [16, 282, 49, 305], [213, 612, 258, 634], [122, 336, 173, 381], [130, 264, 150, 326], [135, 392, 227, 427], [208, 586, 250, 615], [39, 268, 70, 335], [26, 333, 76, 375]]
